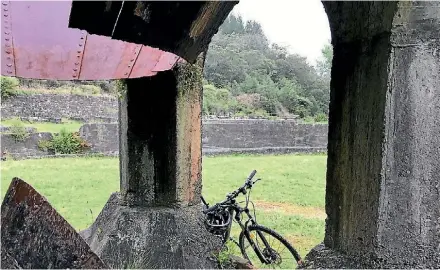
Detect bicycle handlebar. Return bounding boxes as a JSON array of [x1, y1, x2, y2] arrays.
[[202, 170, 258, 214], [248, 170, 257, 181]]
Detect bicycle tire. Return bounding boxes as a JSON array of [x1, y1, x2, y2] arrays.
[[239, 225, 303, 268]]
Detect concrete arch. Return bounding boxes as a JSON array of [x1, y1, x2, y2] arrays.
[[310, 1, 439, 268]]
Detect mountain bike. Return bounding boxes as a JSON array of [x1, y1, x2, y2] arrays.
[[201, 170, 303, 268]]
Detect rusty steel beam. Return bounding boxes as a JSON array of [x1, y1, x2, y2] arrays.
[[0, 1, 182, 80], [69, 1, 238, 63], [1, 178, 108, 269]]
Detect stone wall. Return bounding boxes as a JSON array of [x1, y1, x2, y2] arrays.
[[81, 121, 328, 155], [1, 94, 118, 121], [202, 119, 327, 149], [0, 121, 328, 159], [1, 133, 53, 158]]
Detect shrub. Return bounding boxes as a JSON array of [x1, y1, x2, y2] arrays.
[[39, 128, 90, 154], [314, 113, 328, 123], [8, 120, 29, 142], [37, 139, 53, 152], [1, 76, 19, 99]]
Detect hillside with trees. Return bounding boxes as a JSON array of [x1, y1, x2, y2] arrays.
[[203, 14, 332, 121]]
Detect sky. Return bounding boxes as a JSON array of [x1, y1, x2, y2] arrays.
[[232, 0, 331, 66]]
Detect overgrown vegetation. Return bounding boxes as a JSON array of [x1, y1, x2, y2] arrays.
[[203, 15, 332, 120], [1, 76, 19, 99], [38, 128, 89, 154], [8, 120, 29, 142], [18, 78, 116, 96]]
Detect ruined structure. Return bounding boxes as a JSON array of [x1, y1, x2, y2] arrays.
[[1, 0, 439, 269], [1, 178, 107, 269], [78, 57, 225, 268]]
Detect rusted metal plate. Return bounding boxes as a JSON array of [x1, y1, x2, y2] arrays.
[[1, 178, 108, 269], [69, 1, 238, 63], [129, 46, 163, 78], [79, 34, 141, 80], [0, 1, 181, 80], [9, 1, 84, 80], [1, 1, 16, 77], [153, 53, 182, 73]]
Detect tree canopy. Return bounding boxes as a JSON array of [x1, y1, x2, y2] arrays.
[[203, 14, 332, 121]]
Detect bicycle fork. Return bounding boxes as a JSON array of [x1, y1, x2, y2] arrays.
[[237, 213, 271, 265]]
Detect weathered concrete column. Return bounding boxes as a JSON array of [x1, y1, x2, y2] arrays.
[[306, 2, 440, 268], [80, 55, 223, 269], [118, 58, 204, 207]]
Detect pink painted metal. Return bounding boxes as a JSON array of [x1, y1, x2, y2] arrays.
[[1, 1, 15, 77], [0, 1, 181, 80]]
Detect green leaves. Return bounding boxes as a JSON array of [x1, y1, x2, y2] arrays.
[[38, 128, 90, 154], [203, 14, 331, 120]]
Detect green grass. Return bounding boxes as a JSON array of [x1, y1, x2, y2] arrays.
[[1, 118, 83, 133], [0, 154, 326, 259], [202, 154, 326, 207]]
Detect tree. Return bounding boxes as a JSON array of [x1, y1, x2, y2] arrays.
[[316, 42, 333, 79], [203, 14, 332, 119]]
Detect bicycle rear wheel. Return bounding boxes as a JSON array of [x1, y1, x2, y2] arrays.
[[239, 225, 302, 269]]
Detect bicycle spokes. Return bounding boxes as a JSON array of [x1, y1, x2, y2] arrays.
[[242, 230, 294, 269]]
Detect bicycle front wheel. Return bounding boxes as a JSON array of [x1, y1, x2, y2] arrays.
[[239, 225, 302, 269]]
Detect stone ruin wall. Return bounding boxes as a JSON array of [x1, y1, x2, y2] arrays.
[[1, 94, 328, 158]]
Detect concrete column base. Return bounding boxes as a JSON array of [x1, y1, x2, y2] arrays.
[[303, 243, 439, 269], [80, 193, 223, 269]]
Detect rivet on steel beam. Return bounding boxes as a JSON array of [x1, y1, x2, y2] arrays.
[[128, 65, 132, 68], [75, 62, 79, 65], [6, 64, 12, 67], [6, 56, 11, 60], [2, 2, 7, 5], [3, 8, 8, 11], [73, 68, 78, 71], [3, 14, 8, 17], [77, 50, 81, 53], [73, 73, 78, 77], [79, 44, 83, 47], [80, 37, 84, 40], [6, 50, 11, 54], [76, 55, 80, 58], [124, 72, 128, 75], [7, 70, 12, 73]]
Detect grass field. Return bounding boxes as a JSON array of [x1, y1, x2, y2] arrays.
[[1, 118, 83, 133], [0, 154, 327, 259]]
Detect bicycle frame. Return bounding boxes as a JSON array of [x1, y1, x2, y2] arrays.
[[218, 199, 272, 265], [202, 171, 276, 266]]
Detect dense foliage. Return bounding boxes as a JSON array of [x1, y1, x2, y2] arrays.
[[1, 76, 19, 99], [203, 15, 332, 120], [38, 128, 90, 154]]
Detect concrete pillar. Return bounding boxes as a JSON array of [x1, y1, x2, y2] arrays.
[[80, 55, 223, 269], [306, 2, 440, 268], [118, 59, 203, 207]]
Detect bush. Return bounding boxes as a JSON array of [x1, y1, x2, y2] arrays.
[[39, 128, 90, 154], [9, 120, 29, 142], [314, 113, 328, 123], [1, 76, 19, 99]]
